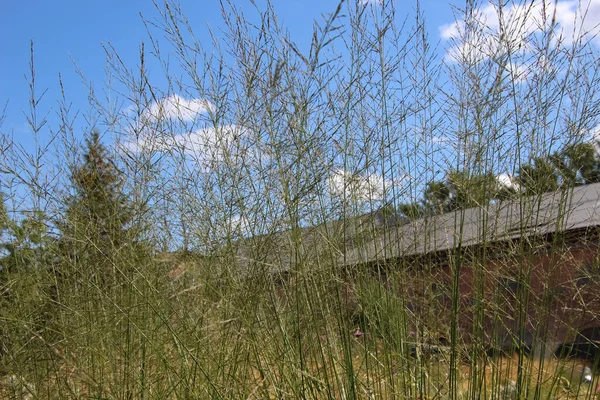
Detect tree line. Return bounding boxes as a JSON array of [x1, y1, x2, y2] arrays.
[[1, 131, 141, 276], [398, 141, 600, 220], [0, 131, 148, 356], [4, 134, 599, 273]]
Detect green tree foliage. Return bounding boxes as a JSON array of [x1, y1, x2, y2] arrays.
[[399, 170, 522, 220], [56, 131, 138, 287], [398, 142, 600, 220], [518, 143, 600, 195], [0, 195, 50, 276], [62, 132, 133, 245], [0, 212, 48, 274], [422, 180, 452, 215], [403, 171, 500, 219], [552, 142, 600, 186], [397, 202, 426, 220], [518, 157, 559, 195], [0, 194, 55, 360], [446, 170, 498, 211]]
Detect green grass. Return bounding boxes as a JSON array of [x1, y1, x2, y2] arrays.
[[0, 252, 598, 399], [3, 0, 600, 398]]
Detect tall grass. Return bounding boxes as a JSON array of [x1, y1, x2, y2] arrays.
[[2, 0, 600, 398]]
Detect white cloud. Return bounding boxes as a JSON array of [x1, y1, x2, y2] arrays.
[[439, 20, 464, 41], [440, 0, 600, 63], [119, 94, 261, 169], [172, 125, 245, 154], [227, 214, 253, 237], [496, 173, 520, 190], [503, 61, 531, 82], [119, 125, 268, 176], [432, 135, 452, 145], [329, 169, 400, 202], [119, 124, 253, 169], [140, 94, 213, 124], [359, 0, 383, 5]]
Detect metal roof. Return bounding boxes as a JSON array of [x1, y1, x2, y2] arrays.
[[234, 183, 600, 272], [342, 182, 600, 266]]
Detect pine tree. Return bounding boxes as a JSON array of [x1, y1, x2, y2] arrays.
[[419, 170, 500, 216], [57, 131, 136, 277], [423, 180, 452, 215], [518, 157, 559, 195], [554, 142, 600, 186], [446, 170, 498, 210]]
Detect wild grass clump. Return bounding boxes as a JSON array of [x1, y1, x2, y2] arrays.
[[2, 0, 600, 398]]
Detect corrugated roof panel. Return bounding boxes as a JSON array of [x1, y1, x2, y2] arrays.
[[341, 182, 600, 266], [234, 182, 600, 272]]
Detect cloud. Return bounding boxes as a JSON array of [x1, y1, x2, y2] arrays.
[[118, 94, 263, 169], [329, 169, 401, 202], [228, 214, 253, 237], [501, 61, 531, 82], [496, 173, 520, 190], [170, 125, 246, 155], [119, 123, 256, 170], [140, 94, 214, 124], [359, 0, 383, 5], [439, 0, 600, 63]]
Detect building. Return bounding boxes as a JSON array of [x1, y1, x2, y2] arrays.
[[235, 183, 600, 358]]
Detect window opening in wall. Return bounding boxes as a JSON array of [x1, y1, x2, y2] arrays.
[[500, 276, 521, 294]]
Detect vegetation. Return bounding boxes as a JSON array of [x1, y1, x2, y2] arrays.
[[1, 0, 600, 398], [397, 142, 600, 220]]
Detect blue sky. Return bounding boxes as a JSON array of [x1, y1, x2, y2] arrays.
[[4, 0, 600, 144], [0, 0, 454, 138], [3, 0, 600, 222]]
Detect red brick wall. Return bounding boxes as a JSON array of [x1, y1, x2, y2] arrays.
[[382, 240, 600, 350]]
